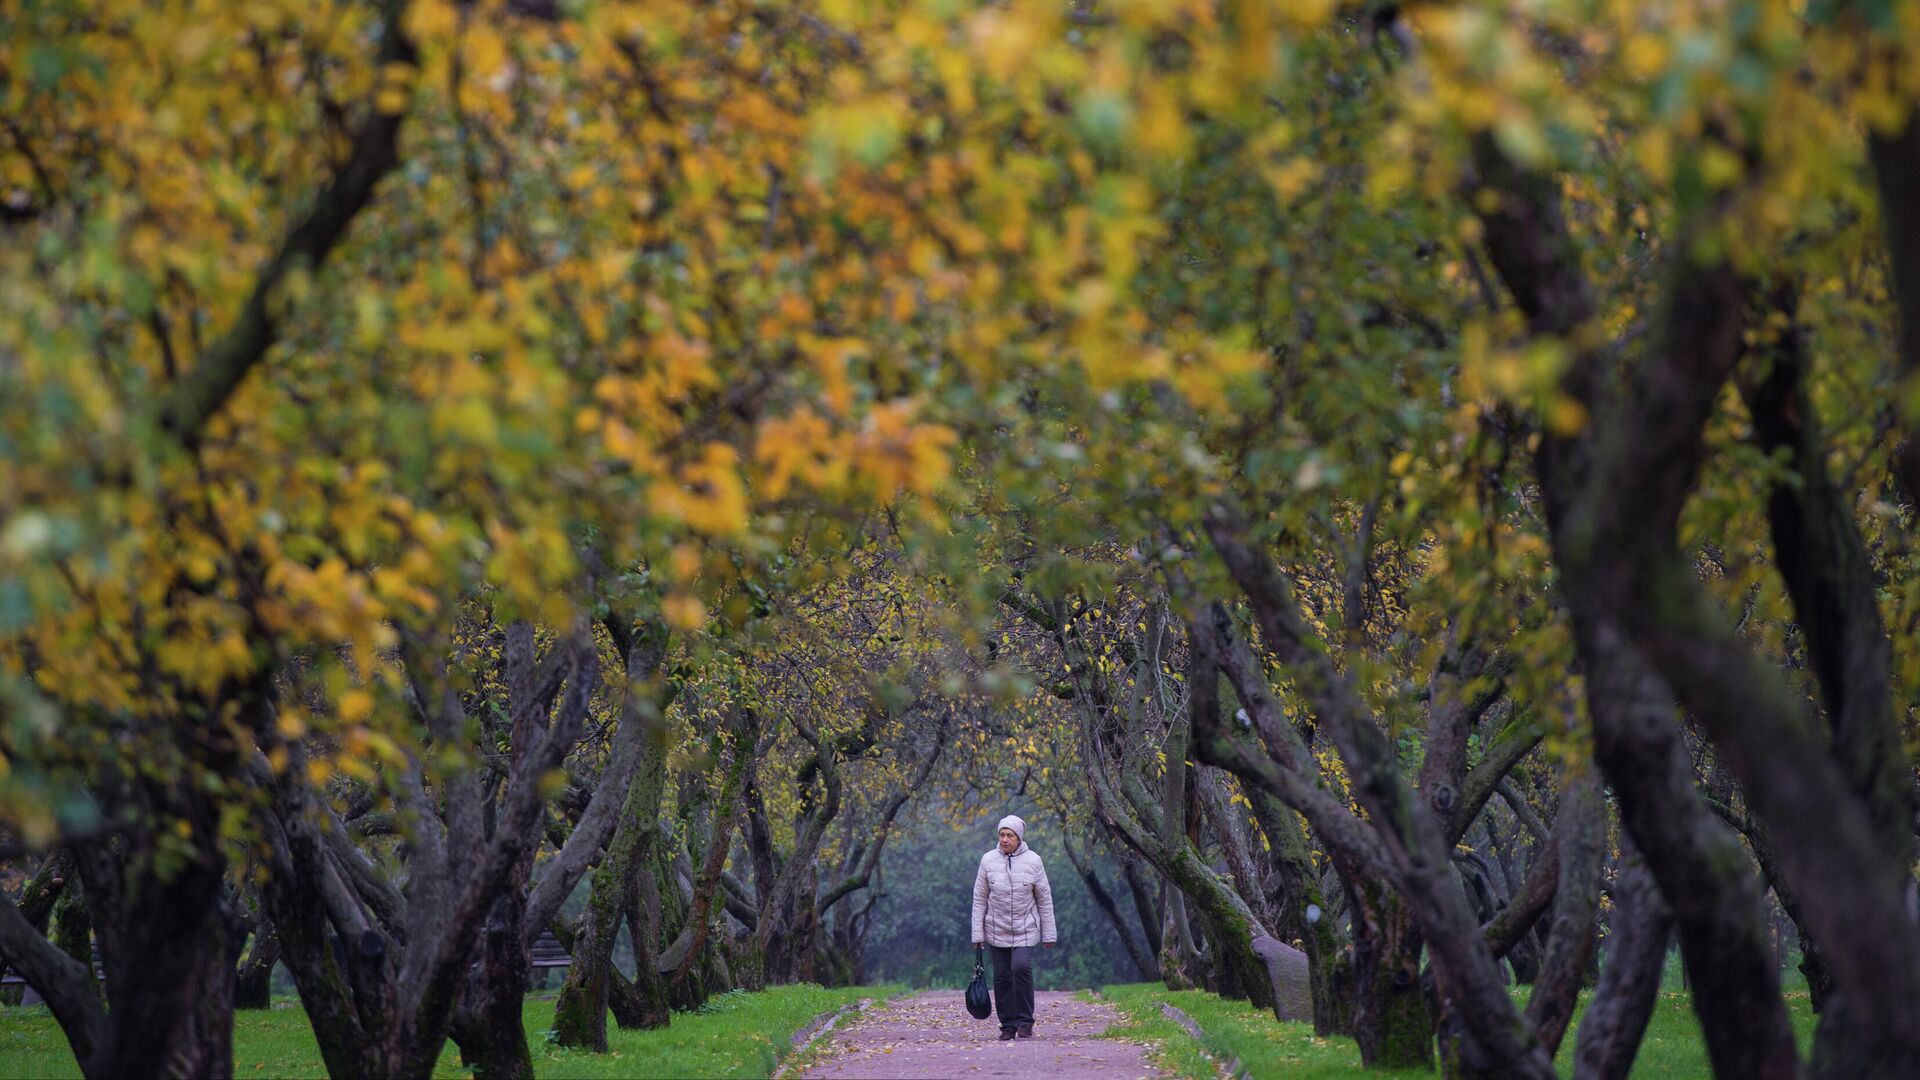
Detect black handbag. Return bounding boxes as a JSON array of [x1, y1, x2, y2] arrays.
[[965, 946, 992, 1019]]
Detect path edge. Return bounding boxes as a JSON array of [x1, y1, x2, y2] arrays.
[[1159, 1002, 1250, 1080], [772, 994, 885, 1079]]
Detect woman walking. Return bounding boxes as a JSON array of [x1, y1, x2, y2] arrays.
[[970, 815, 1057, 1040]]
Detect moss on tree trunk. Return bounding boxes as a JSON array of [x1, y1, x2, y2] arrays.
[[1348, 880, 1433, 1070], [551, 883, 618, 1051], [554, 728, 669, 1051], [1161, 848, 1276, 1011]]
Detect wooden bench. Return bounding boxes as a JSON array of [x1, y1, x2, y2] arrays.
[[527, 929, 571, 989], [529, 929, 572, 972]]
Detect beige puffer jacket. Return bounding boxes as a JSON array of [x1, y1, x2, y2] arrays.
[[971, 842, 1057, 948]]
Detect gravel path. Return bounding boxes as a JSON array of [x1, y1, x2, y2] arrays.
[[798, 989, 1167, 1079]]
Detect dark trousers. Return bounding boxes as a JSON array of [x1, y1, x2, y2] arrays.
[[989, 945, 1035, 1030]]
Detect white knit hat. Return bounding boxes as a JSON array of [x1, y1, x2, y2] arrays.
[[997, 815, 1026, 841]]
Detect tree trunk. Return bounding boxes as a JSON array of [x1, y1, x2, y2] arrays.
[[1524, 771, 1603, 1057], [1482, 830, 1557, 983], [744, 739, 840, 992], [1121, 855, 1164, 962], [1190, 557, 1554, 1077], [453, 618, 646, 1078], [79, 841, 238, 1080], [845, 920, 869, 986], [1201, 769, 1278, 933], [1061, 835, 1157, 980], [613, 847, 670, 1029], [1157, 887, 1202, 991], [257, 790, 399, 1080], [606, 963, 658, 1029], [0, 854, 109, 1070], [789, 868, 819, 985], [1248, 784, 1351, 1034], [1482, 815, 1544, 985], [49, 884, 93, 972], [1139, 832, 1274, 1010], [1575, 618, 1798, 1078], [554, 702, 669, 1050], [1347, 877, 1433, 1070], [1868, 109, 1920, 510], [666, 723, 750, 1008], [552, 902, 613, 1052], [449, 892, 534, 1079], [234, 921, 279, 1010], [262, 621, 601, 1080], [2, 851, 74, 1007], [1573, 834, 1672, 1080], [1472, 129, 1914, 1076], [1742, 825, 1834, 1013], [16, 850, 73, 933], [1738, 283, 1918, 1078], [1157, 639, 1275, 1011]]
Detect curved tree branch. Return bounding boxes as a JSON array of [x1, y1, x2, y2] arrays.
[[156, 0, 418, 444]]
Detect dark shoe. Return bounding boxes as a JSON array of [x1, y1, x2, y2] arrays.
[[1017, 1026, 1034, 1038], [998, 1029, 1016, 1041]]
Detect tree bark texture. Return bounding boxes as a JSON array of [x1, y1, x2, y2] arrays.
[[1200, 525, 1557, 1078], [1345, 876, 1433, 1070], [1523, 770, 1602, 1057], [1868, 113, 1920, 497], [1466, 129, 1852, 1077], [1738, 281, 1920, 1075], [448, 891, 535, 1079], [77, 836, 237, 1080], [261, 629, 599, 1080], [1573, 834, 1673, 1080], [553, 723, 668, 1051], [234, 919, 279, 1010]]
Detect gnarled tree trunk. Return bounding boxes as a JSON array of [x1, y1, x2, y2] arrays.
[[78, 832, 238, 1080], [553, 728, 667, 1051], [449, 892, 535, 1079], [234, 917, 279, 1010], [1345, 876, 1432, 1070], [1574, 833, 1672, 1080], [1523, 770, 1603, 1057]]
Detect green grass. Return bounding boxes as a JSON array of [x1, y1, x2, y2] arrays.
[[0, 984, 899, 1079], [1078, 986, 1248, 1079], [1091, 983, 1426, 1080], [1092, 981, 1819, 1078], [1582, 988, 1815, 1080]]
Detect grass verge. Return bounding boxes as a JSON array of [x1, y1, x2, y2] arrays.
[[1583, 987, 1814, 1080], [1092, 981, 1816, 1079], [1091, 984, 1422, 1080], [773, 994, 900, 1078], [0, 983, 900, 1079]]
